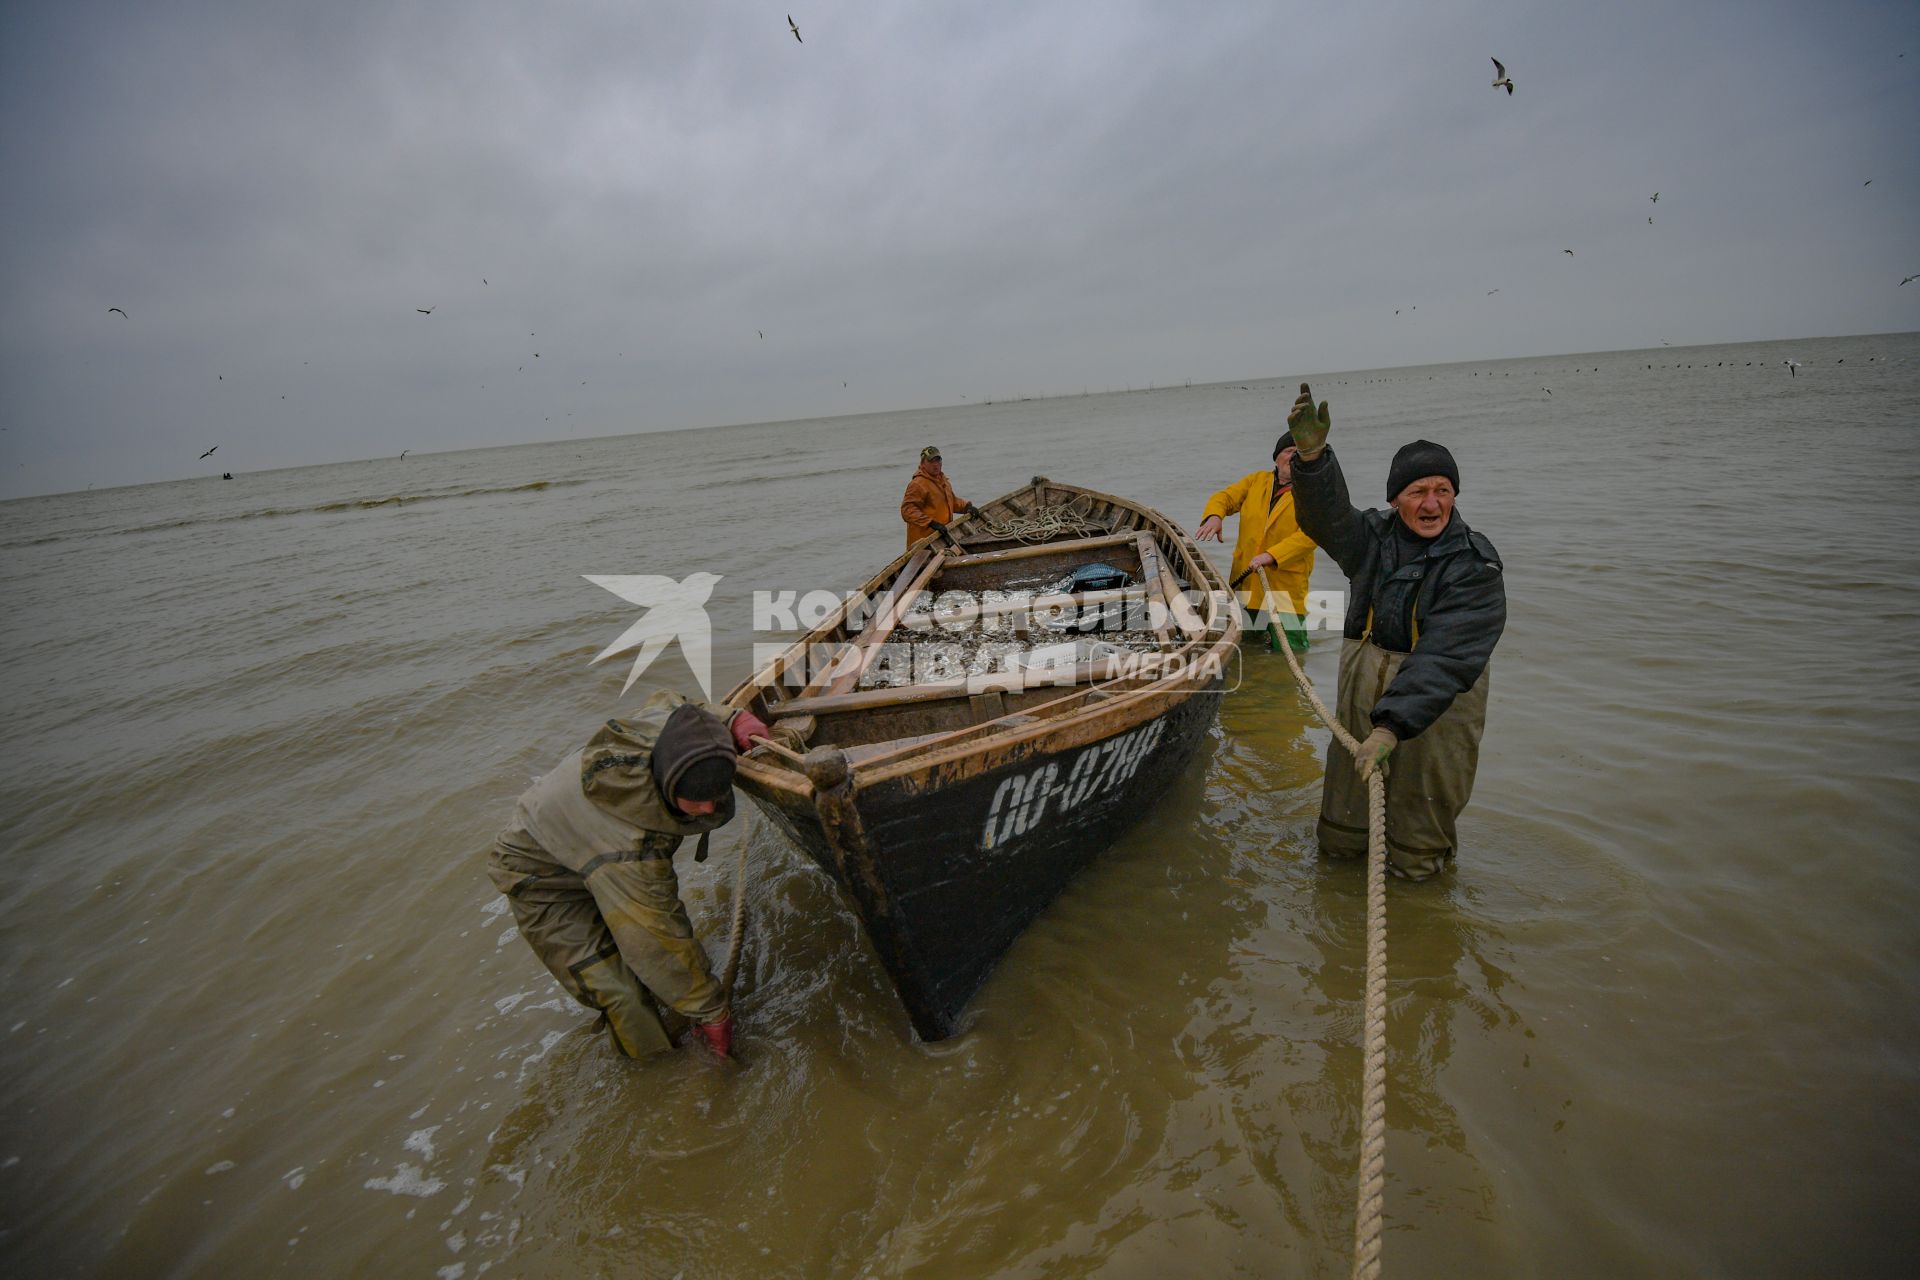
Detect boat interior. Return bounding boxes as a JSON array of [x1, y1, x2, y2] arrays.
[[730, 480, 1237, 771]]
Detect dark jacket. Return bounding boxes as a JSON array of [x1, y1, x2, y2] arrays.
[[1291, 446, 1506, 740]]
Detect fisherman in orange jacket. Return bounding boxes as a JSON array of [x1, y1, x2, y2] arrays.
[[1196, 430, 1318, 653], [900, 445, 974, 550]]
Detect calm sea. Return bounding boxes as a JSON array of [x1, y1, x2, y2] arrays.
[[2, 333, 1917, 1277]]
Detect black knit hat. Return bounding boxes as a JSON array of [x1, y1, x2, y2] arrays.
[[1386, 440, 1460, 502], [1272, 431, 1295, 459], [649, 703, 737, 804]]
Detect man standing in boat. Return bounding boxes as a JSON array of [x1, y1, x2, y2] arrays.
[[900, 445, 975, 551], [486, 692, 799, 1058], [1195, 430, 1318, 653], [1283, 383, 1506, 880]]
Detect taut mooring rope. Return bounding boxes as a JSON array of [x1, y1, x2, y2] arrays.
[[1257, 569, 1390, 1280]]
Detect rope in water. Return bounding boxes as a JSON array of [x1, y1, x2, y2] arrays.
[[969, 499, 1109, 544], [1258, 569, 1391, 1280], [720, 807, 752, 996]]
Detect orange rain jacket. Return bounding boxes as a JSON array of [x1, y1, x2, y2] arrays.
[[900, 462, 969, 551]]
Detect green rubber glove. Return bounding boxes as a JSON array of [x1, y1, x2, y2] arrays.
[[1287, 382, 1331, 457], [1356, 725, 1397, 781]]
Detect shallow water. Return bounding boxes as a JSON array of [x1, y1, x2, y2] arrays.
[[3, 333, 1917, 1276]]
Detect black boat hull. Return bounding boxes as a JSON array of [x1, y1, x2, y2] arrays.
[[748, 679, 1222, 1039]]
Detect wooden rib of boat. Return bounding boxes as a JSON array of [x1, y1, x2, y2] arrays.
[[724, 477, 1239, 1040]]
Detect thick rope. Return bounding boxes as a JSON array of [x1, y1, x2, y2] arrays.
[[1258, 569, 1390, 1280], [970, 499, 1108, 544], [719, 806, 752, 996]]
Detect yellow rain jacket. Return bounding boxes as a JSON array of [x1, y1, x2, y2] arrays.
[[1201, 469, 1317, 616]]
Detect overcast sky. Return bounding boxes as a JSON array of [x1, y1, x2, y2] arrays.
[[1, 0, 1915, 497]]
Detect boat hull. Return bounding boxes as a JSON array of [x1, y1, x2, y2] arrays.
[[747, 677, 1222, 1039]]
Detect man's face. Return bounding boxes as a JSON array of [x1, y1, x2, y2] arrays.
[[1391, 477, 1455, 539], [1272, 445, 1299, 486], [926, 456, 943, 475], [674, 795, 721, 817]]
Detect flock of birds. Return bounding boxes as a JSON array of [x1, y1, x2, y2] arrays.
[[1378, 55, 1912, 319], [84, 39, 1913, 479]]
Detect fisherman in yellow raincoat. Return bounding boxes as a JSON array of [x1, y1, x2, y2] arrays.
[[1196, 430, 1318, 652]]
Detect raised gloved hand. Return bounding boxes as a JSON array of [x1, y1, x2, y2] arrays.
[[729, 710, 770, 754], [1356, 725, 1397, 782], [1286, 382, 1331, 458], [691, 1011, 734, 1058]]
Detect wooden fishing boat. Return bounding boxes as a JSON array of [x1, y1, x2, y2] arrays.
[[723, 478, 1240, 1040]]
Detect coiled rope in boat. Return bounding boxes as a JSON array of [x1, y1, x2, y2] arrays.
[[969, 497, 1109, 544], [1258, 569, 1391, 1280]]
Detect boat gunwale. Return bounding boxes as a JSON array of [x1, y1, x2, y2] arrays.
[[728, 481, 1238, 797]]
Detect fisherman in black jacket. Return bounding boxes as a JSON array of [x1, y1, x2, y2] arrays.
[[1282, 383, 1506, 879]]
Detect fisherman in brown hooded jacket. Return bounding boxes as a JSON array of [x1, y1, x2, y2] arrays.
[[486, 691, 802, 1058]]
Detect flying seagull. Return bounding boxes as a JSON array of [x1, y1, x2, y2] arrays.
[[1650, 192, 1659, 203], [1490, 57, 1513, 94], [1784, 360, 1799, 378], [482, 278, 488, 285], [1863, 180, 1871, 187], [1487, 288, 1500, 295], [417, 306, 434, 315], [1563, 249, 1574, 256], [400, 450, 410, 459], [788, 15, 801, 43], [200, 445, 219, 459], [1901, 274, 1918, 286], [1649, 217, 1654, 224], [108, 307, 128, 318]]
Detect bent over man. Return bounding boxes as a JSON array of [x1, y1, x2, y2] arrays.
[[1196, 429, 1318, 653], [486, 691, 796, 1057], [1285, 383, 1507, 880], [900, 445, 973, 550]]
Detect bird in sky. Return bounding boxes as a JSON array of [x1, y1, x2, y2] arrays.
[[788, 15, 802, 43], [1543, 388, 1552, 395], [1490, 57, 1513, 94], [1563, 249, 1574, 256], [1784, 360, 1799, 377], [200, 445, 219, 459], [108, 307, 128, 318], [417, 306, 434, 315], [1650, 192, 1659, 203], [1649, 216, 1654, 224], [482, 278, 488, 285], [757, 330, 764, 339], [1901, 274, 1918, 286], [1660, 339, 1671, 345], [400, 450, 410, 459], [1863, 180, 1871, 187]]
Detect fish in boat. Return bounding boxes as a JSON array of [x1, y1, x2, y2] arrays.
[[724, 478, 1240, 1039]]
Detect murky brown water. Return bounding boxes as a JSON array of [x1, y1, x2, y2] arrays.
[[4, 334, 1917, 1277]]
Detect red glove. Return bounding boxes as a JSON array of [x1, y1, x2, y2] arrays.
[[691, 1012, 734, 1058], [729, 711, 770, 754]]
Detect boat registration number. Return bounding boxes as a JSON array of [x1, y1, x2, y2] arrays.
[[980, 720, 1168, 850]]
